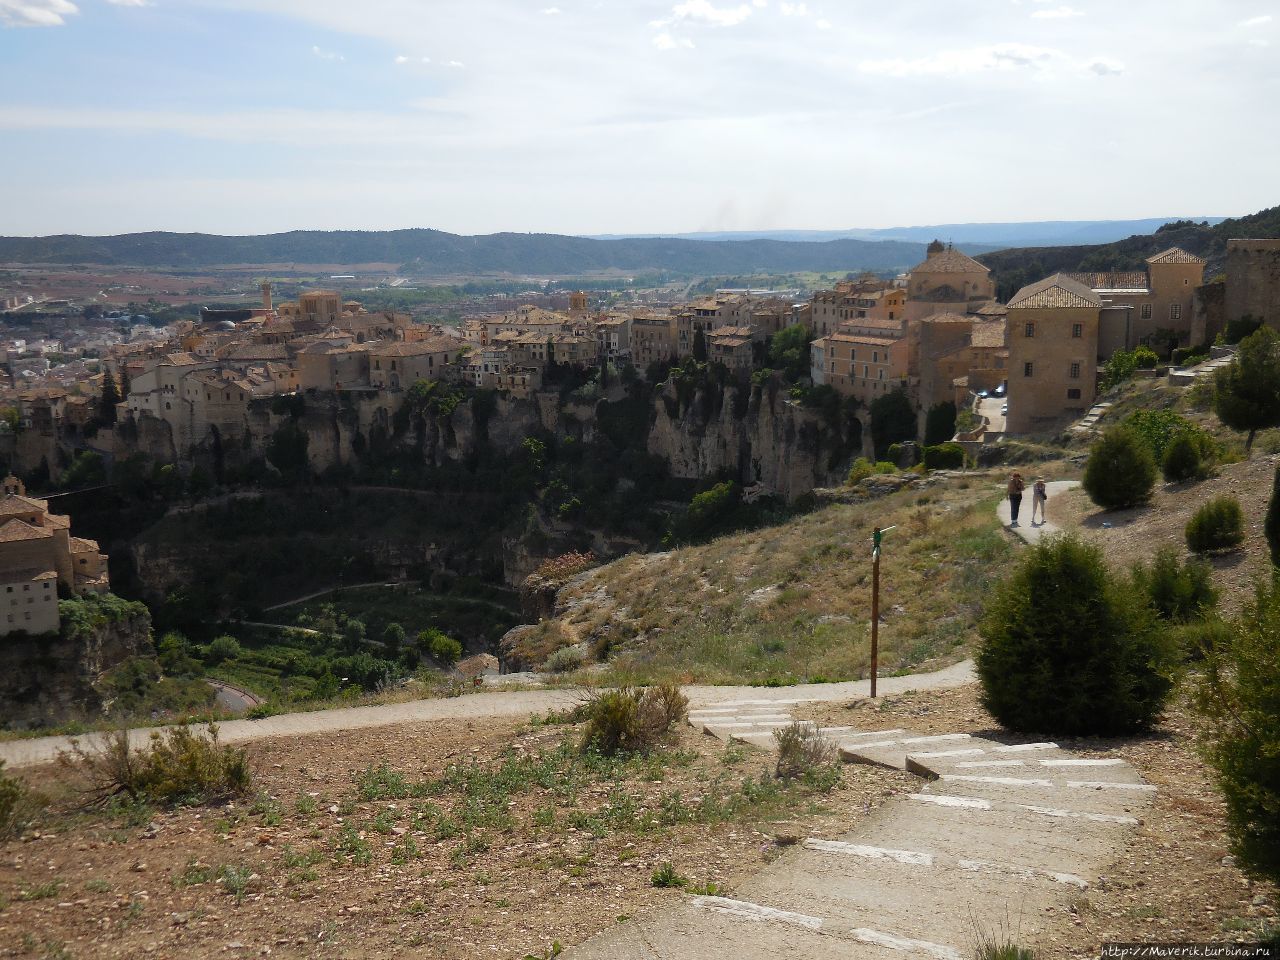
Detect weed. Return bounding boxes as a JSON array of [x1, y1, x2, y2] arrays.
[[580, 685, 688, 756], [250, 792, 283, 826], [281, 846, 325, 869], [85, 878, 111, 893], [333, 824, 372, 866], [651, 863, 687, 888], [356, 764, 412, 801], [217, 864, 254, 902], [370, 809, 396, 834], [391, 836, 420, 865], [18, 880, 63, 901], [0, 761, 44, 839], [773, 722, 836, 782], [295, 793, 318, 816], [58, 724, 251, 808], [174, 860, 216, 888]]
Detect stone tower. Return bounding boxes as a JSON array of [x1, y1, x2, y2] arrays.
[[261, 281, 273, 312], [569, 291, 589, 316]]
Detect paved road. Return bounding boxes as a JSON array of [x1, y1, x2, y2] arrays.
[[0, 660, 975, 770], [996, 480, 1080, 545], [976, 395, 1006, 433], [207, 680, 264, 714]]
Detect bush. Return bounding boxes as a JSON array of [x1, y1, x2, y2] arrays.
[[0, 761, 44, 839], [1131, 547, 1218, 623], [1133, 345, 1160, 369], [924, 401, 957, 446], [1172, 346, 1210, 367], [1197, 579, 1280, 883], [1186, 496, 1245, 553], [1266, 466, 1280, 567], [774, 722, 836, 782], [1223, 314, 1265, 345], [651, 863, 687, 888], [59, 724, 252, 807], [1082, 425, 1157, 509], [847, 458, 895, 486], [543, 646, 585, 674], [418, 628, 463, 666], [204, 635, 242, 665], [923, 443, 965, 471], [977, 534, 1179, 735], [1161, 431, 1205, 482], [580, 685, 688, 756]]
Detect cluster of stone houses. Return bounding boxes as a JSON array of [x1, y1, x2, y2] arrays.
[[0, 474, 108, 636]]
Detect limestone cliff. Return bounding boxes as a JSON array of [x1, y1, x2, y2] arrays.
[[647, 378, 858, 500], [0, 593, 154, 729]]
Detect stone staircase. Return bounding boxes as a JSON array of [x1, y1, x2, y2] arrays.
[[567, 699, 1154, 960]]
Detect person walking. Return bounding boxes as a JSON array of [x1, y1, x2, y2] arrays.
[[1007, 471, 1025, 527], [1031, 477, 1048, 525]]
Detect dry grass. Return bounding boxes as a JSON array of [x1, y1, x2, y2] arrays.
[[541, 481, 1013, 685]]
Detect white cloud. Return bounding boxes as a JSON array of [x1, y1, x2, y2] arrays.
[[105, 0, 150, 7], [815, 17, 830, 29], [394, 54, 431, 64], [540, 6, 560, 14], [671, 0, 753, 27], [858, 42, 1120, 78], [1031, 5, 1083, 19], [447, 59, 464, 67], [1239, 14, 1272, 27], [1086, 57, 1123, 76], [652, 31, 694, 50], [779, 2, 806, 16], [0, 0, 78, 27], [311, 45, 344, 61]]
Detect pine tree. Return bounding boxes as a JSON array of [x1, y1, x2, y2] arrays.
[[1213, 325, 1280, 450], [1265, 465, 1280, 566], [99, 372, 121, 425], [692, 328, 708, 363]]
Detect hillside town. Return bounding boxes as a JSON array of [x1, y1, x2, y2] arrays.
[[3, 238, 1276, 486]]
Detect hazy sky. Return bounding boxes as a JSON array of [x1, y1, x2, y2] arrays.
[[0, 0, 1276, 236]]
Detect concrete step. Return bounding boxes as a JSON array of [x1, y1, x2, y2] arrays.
[[925, 776, 1155, 817], [566, 893, 955, 960], [839, 732, 971, 771]]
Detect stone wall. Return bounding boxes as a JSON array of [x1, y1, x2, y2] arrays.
[[1225, 239, 1280, 328], [1191, 281, 1226, 346]]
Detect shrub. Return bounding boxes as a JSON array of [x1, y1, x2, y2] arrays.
[[204, 635, 242, 665], [924, 401, 957, 446], [1172, 346, 1210, 367], [651, 863, 687, 888], [533, 551, 598, 582], [1082, 425, 1157, 509], [1266, 466, 1280, 567], [580, 685, 688, 756], [1213, 325, 1280, 450], [59, 724, 252, 807], [847, 458, 895, 486], [774, 722, 836, 782], [1131, 547, 1218, 623], [1186, 496, 1245, 553], [1161, 431, 1204, 482], [1126, 409, 1204, 464], [543, 646, 585, 674], [1197, 579, 1280, 883], [418, 628, 463, 666], [1133, 345, 1160, 369], [1223, 314, 1265, 345], [0, 761, 44, 839], [923, 443, 966, 471], [977, 534, 1179, 735]]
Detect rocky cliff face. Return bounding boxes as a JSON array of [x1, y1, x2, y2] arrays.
[[0, 596, 154, 729], [647, 378, 857, 500]]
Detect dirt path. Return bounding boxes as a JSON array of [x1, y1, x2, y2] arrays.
[[997, 479, 1080, 544], [0, 661, 975, 770]]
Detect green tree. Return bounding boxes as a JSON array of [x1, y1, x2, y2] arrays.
[[341, 618, 367, 654], [766, 324, 812, 382], [204, 635, 242, 665], [1083, 424, 1157, 509], [977, 535, 1179, 736], [924, 401, 957, 445], [692, 328, 708, 363], [1266, 465, 1280, 567], [1131, 547, 1217, 623], [1198, 579, 1280, 883], [382, 623, 406, 656], [99, 372, 121, 424], [1213, 325, 1280, 450], [869, 389, 916, 459]]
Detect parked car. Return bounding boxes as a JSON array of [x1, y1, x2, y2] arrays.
[[994, 384, 1007, 397], [1001, 403, 1008, 415], [977, 390, 989, 399]]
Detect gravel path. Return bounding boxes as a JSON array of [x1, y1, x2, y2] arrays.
[[997, 479, 1081, 544], [0, 661, 974, 770]]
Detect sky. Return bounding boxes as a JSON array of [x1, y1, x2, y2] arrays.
[[0, 0, 1277, 237]]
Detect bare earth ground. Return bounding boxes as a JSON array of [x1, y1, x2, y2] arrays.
[[795, 686, 1279, 957], [0, 713, 914, 960]]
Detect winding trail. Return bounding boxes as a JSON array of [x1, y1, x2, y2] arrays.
[[997, 479, 1080, 545], [0, 661, 974, 770]]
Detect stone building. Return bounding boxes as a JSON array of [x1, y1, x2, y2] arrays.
[[1225, 239, 1280, 329], [1067, 247, 1204, 353], [810, 332, 909, 402], [631, 314, 677, 368], [0, 475, 108, 637], [706, 326, 755, 372], [904, 242, 997, 320], [1005, 275, 1104, 433], [368, 337, 467, 390]]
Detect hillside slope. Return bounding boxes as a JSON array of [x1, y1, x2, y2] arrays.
[[979, 204, 1280, 299], [505, 476, 1013, 684]]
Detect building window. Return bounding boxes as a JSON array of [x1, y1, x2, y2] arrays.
[[1024, 322, 1035, 338], [872, 352, 879, 363], [1070, 362, 1081, 379], [1024, 362, 1034, 377], [1072, 323, 1083, 338], [22, 584, 28, 592], [1141, 304, 1152, 320], [1170, 304, 1182, 321], [1067, 388, 1082, 400]]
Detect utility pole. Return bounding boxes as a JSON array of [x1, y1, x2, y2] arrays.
[[870, 526, 895, 699]]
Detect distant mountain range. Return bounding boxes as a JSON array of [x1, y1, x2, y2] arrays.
[[0, 229, 942, 277], [591, 217, 1228, 249]]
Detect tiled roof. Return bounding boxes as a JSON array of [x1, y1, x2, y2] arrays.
[[970, 321, 1007, 349], [910, 248, 991, 275], [370, 338, 462, 357], [0, 494, 48, 516], [708, 325, 754, 338], [1147, 247, 1204, 265], [0, 518, 50, 542], [917, 312, 973, 325], [836, 317, 905, 332], [1008, 274, 1103, 310], [829, 334, 902, 346], [1067, 271, 1150, 292], [69, 536, 101, 553], [0, 567, 57, 584], [970, 301, 1008, 317]]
